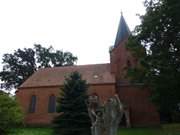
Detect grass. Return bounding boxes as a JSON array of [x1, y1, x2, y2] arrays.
[[9, 127, 53, 135], [119, 128, 163, 135], [8, 124, 180, 135], [119, 127, 180, 135]]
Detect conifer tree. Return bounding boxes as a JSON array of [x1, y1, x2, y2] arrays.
[[54, 72, 91, 135]]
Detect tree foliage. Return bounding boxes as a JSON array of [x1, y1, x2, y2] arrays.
[[53, 72, 91, 135], [126, 0, 180, 120], [34, 45, 77, 68], [0, 91, 23, 134], [0, 44, 77, 90], [0, 48, 36, 90]]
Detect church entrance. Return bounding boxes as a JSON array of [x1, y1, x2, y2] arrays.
[[119, 109, 131, 128]]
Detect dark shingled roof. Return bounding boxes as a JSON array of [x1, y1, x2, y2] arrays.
[[114, 13, 130, 47], [20, 63, 115, 88]]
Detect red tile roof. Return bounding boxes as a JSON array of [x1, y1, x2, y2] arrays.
[[20, 63, 115, 88]]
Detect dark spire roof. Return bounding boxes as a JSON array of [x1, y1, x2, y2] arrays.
[[114, 12, 130, 47]]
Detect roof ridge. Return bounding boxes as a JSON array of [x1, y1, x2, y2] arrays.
[[39, 63, 110, 71]]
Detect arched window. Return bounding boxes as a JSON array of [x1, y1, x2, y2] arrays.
[[29, 95, 36, 113], [48, 95, 56, 113], [127, 60, 132, 68]]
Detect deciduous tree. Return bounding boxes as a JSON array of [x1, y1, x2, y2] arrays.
[[126, 0, 180, 121], [0, 45, 77, 90]]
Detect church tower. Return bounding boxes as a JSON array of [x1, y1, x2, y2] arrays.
[[110, 13, 136, 83], [110, 13, 160, 126]]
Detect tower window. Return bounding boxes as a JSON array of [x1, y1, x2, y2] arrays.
[[127, 60, 132, 68], [29, 95, 36, 113], [48, 95, 56, 113]]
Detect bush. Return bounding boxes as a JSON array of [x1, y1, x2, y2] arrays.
[[172, 111, 180, 123], [0, 91, 23, 134]]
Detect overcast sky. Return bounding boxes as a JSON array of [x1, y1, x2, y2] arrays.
[[0, 0, 145, 66]]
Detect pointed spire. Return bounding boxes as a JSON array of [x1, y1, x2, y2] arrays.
[[114, 13, 130, 47], [121, 11, 123, 16]]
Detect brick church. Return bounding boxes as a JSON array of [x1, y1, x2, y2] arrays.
[[16, 14, 160, 127]]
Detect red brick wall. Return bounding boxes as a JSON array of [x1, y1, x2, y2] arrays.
[[16, 87, 60, 125], [88, 84, 116, 103], [16, 83, 160, 126], [117, 85, 160, 126], [16, 84, 116, 125]]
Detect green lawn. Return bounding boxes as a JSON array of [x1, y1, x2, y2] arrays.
[[119, 127, 180, 135], [9, 128, 53, 135], [9, 124, 180, 135], [119, 124, 180, 135]]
